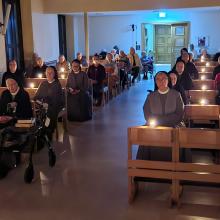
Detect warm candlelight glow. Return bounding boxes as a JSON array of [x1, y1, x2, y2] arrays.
[[202, 68, 205, 73], [201, 85, 207, 90], [200, 99, 207, 105], [60, 67, 65, 72], [149, 119, 157, 127], [201, 56, 205, 62], [61, 74, 65, 79], [206, 62, 210, 67], [30, 83, 35, 88], [37, 73, 43, 78], [201, 75, 206, 80]]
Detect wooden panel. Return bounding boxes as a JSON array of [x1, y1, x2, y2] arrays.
[[176, 162, 220, 174], [128, 169, 174, 179], [187, 90, 218, 104], [195, 61, 217, 67], [128, 126, 174, 147], [193, 80, 215, 90], [184, 104, 220, 120], [178, 128, 220, 149], [128, 160, 174, 170], [25, 78, 67, 88], [197, 66, 215, 72]]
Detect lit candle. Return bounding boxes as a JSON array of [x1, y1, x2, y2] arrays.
[[202, 68, 205, 73], [201, 56, 205, 62], [200, 99, 207, 105], [201, 85, 207, 91], [61, 74, 65, 79], [60, 67, 65, 72], [149, 119, 157, 127], [206, 62, 210, 67], [37, 73, 43, 78], [30, 83, 35, 88], [201, 75, 206, 80]]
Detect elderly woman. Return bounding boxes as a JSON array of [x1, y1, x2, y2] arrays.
[[66, 59, 92, 121], [34, 66, 64, 139], [0, 78, 32, 119], [1, 60, 24, 87], [137, 72, 187, 161]]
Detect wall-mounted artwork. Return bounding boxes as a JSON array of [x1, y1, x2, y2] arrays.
[[198, 36, 209, 47]]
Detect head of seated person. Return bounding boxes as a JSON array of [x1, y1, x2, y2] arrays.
[[92, 54, 100, 67], [180, 48, 188, 56], [0, 78, 33, 119], [46, 66, 58, 83], [181, 52, 190, 64], [144, 72, 184, 127], [175, 60, 185, 76], [8, 59, 18, 74], [71, 59, 81, 74]]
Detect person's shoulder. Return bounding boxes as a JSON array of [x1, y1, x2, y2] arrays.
[[169, 88, 180, 96]]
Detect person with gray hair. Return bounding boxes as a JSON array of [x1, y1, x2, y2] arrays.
[[0, 78, 32, 119]]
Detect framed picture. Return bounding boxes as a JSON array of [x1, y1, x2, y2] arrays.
[[198, 36, 209, 47], [175, 26, 184, 36]]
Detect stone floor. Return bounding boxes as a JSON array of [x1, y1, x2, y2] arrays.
[[1, 79, 220, 220]]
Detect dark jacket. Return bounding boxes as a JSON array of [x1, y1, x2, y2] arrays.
[[0, 88, 33, 119], [184, 62, 199, 79], [30, 64, 47, 78], [87, 64, 106, 85]]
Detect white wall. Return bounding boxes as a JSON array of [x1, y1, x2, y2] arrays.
[[73, 10, 220, 56], [0, 1, 7, 73], [32, 12, 59, 62]]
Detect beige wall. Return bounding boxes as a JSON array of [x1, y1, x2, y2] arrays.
[[66, 15, 74, 62], [42, 0, 220, 13], [20, 0, 34, 70], [0, 1, 7, 73]]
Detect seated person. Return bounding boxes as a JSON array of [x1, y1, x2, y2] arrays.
[[140, 51, 153, 80], [212, 56, 220, 80], [127, 47, 142, 83], [66, 59, 92, 121], [198, 48, 211, 60], [76, 52, 88, 67], [189, 43, 197, 60], [87, 54, 106, 106], [1, 60, 24, 87], [136, 72, 186, 161], [181, 52, 199, 79], [118, 59, 128, 90], [34, 66, 64, 139], [29, 57, 47, 78], [175, 60, 193, 90], [0, 78, 32, 119], [56, 55, 71, 76], [169, 71, 188, 105], [176, 48, 188, 63]]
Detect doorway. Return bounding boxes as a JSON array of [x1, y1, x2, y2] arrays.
[[142, 22, 189, 67]]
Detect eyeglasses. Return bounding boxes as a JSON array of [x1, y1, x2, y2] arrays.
[[156, 77, 168, 82]]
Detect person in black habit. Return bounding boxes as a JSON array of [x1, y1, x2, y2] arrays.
[[1, 60, 24, 87], [0, 78, 33, 119], [29, 57, 47, 78]]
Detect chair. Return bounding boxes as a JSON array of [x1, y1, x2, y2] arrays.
[[127, 126, 178, 204]]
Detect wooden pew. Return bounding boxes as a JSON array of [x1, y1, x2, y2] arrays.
[[193, 79, 215, 90], [175, 128, 220, 205], [196, 66, 215, 72], [194, 61, 217, 67], [127, 126, 177, 204], [25, 78, 67, 88], [184, 104, 220, 127], [187, 90, 218, 104]]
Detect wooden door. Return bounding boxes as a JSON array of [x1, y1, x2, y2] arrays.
[[154, 25, 172, 64]]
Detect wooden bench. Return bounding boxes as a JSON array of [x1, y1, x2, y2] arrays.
[[127, 126, 177, 204], [193, 79, 215, 90], [196, 66, 215, 73], [128, 126, 220, 207], [175, 128, 220, 206], [25, 78, 67, 88], [187, 90, 218, 104], [184, 104, 220, 127], [195, 61, 217, 67], [198, 72, 213, 80]]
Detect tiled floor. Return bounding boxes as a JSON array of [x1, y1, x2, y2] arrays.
[[1, 79, 220, 220]]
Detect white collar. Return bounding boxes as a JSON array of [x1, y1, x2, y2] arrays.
[[10, 87, 20, 96], [158, 88, 169, 94], [48, 79, 55, 84]]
